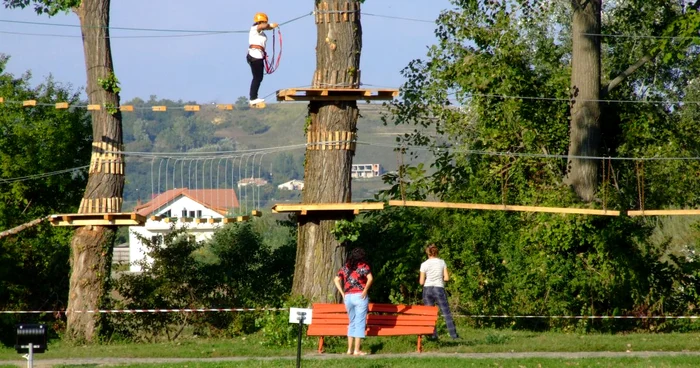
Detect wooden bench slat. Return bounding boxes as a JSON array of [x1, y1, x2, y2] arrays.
[[312, 303, 438, 316], [308, 325, 435, 336], [313, 315, 438, 322]]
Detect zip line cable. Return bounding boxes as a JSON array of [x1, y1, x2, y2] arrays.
[[0, 11, 312, 38]]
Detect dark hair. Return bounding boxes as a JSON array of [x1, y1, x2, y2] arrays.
[[425, 244, 439, 257], [346, 248, 367, 270]]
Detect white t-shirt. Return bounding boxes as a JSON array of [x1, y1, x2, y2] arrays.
[[248, 25, 267, 59], [420, 258, 446, 288]]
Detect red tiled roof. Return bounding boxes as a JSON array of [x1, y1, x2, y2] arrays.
[[135, 188, 240, 216]]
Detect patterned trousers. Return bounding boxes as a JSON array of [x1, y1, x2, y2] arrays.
[[422, 286, 459, 339]]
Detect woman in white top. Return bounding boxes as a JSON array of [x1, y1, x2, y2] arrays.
[[247, 13, 277, 106], [419, 244, 459, 339]]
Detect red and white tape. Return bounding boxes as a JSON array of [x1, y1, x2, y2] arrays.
[[455, 315, 700, 320], [0, 308, 286, 314]]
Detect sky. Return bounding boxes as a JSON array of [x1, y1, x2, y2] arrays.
[[0, 0, 453, 104]]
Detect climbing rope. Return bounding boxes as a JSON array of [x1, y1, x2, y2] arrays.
[[265, 27, 282, 74]]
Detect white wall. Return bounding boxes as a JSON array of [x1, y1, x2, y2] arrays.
[[128, 195, 229, 272]]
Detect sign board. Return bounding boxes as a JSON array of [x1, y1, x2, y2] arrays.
[[289, 308, 312, 325]]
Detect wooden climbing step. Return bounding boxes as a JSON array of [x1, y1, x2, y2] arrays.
[[49, 213, 146, 227], [276, 88, 399, 102], [271, 202, 385, 215]]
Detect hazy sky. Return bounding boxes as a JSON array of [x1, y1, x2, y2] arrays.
[[0, 0, 452, 103]]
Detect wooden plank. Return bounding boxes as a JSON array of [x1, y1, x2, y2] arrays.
[[120, 105, 134, 112], [307, 325, 435, 337], [194, 218, 205, 224], [23, 100, 37, 107], [55, 102, 69, 109], [216, 104, 233, 110], [87, 104, 101, 111], [208, 217, 223, 224], [388, 200, 620, 216], [184, 105, 200, 112], [48, 213, 145, 227], [150, 215, 163, 221], [627, 209, 700, 216], [152, 106, 167, 112], [272, 203, 385, 213], [312, 303, 438, 316], [251, 210, 262, 217], [179, 217, 193, 223]]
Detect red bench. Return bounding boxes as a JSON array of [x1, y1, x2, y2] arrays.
[[307, 303, 438, 353]]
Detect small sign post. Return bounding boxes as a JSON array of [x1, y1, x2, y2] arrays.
[[289, 307, 312, 368]]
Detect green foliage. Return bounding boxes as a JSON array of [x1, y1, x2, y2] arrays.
[[97, 72, 121, 94], [357, 1, 700, 332], [109, 222, 295, 341], [0, 54, 91, 343], [330, 219, 362, 244], [3, 0, 80, 16], [254, 295, 312, 347]]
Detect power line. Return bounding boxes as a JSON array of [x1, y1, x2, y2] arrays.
[[0, 165, 89, 184], [362, 12, 435, 24]]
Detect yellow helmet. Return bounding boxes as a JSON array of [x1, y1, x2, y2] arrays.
[[253, 13, 268, 23]]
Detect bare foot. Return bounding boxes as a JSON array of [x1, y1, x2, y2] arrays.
[[353, 351, 368, 356]]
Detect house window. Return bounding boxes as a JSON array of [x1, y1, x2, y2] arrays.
[[160, 210, 171, 218], [196, 210, 202, 218], [189, 211, 195, 218]]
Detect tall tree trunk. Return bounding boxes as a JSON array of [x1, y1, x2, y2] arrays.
[[66, 0, 123, 343], [292, 0, 362, 302], [565, 0, 601, 202]]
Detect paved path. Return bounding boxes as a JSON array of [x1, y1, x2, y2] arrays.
[[4, 351, 700, 367]]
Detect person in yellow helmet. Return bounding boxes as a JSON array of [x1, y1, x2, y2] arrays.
[[247, 13, 278, 106]]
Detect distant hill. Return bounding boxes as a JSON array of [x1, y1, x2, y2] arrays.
[[120, 97, 434, 211]]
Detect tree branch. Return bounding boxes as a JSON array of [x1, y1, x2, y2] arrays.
[[600, 51, 658, 97]]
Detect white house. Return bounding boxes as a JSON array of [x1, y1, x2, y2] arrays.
[[277, 179, 304, 191], [128, 188, 239, 272], [237, 177, 269, 187], [351, 164, 382, 178]]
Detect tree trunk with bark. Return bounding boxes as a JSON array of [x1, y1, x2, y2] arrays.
[[292, 0, 362, 302], [566, 0, 601, 202], [65, 0, 124, 343]]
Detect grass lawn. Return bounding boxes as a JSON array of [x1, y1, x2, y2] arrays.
[[2, 327, 700, 362], [31, 356, 700, 368]]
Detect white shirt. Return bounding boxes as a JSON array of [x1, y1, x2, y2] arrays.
[[420, 258, 446, 288], [248, 25, 267, 59]]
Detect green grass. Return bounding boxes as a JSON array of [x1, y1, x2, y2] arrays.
[[2, 328, 700, 361], [46, 356, 700, 368]]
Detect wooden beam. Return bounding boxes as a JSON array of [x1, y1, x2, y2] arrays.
[[627, 209, 700, 216], [388, 200, 620, 216], [271, 202, 385, 214]]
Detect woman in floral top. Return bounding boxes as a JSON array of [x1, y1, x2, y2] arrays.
[[334, 247, 374, 355]]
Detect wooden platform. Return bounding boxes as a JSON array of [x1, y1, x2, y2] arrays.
[[276, 88, 399, 102], [49, 213, 146, 227], [271, 202, 385, 215], [388, 200, 621, 216]]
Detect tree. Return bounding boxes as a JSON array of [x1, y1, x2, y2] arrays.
[[565, 0, 601, 202], [292, 0, 363, 302], [4, 0, 123, 342], [0, 55, 91, 342], [379, 0, 700, 329]]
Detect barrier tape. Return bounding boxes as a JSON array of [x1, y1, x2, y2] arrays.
[[1, 309, 699, 319], [0, 308, 286, 314], [455, 315, 700, 320]]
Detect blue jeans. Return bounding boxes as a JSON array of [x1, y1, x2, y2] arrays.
[[423, 286, 459, 339], [344, 293, 369, 338]]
